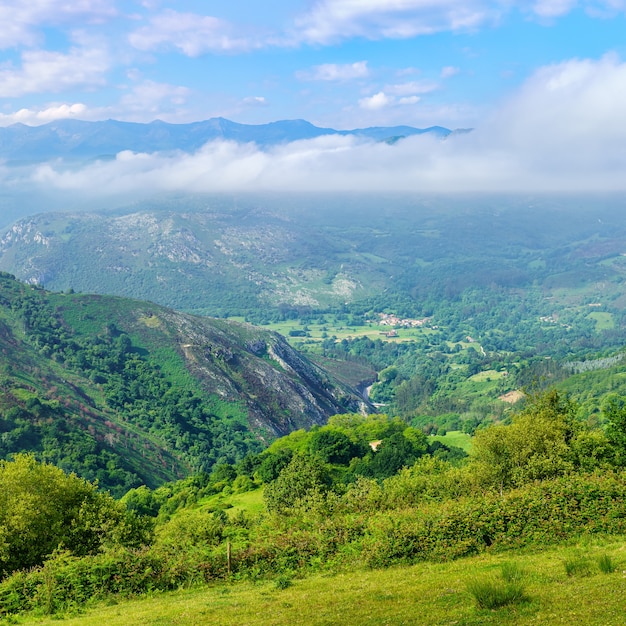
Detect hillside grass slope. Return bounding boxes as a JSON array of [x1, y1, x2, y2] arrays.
[[15, 538, 626, 626]]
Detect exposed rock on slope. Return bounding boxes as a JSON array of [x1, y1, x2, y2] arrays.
[[0, 273, 370, 493]]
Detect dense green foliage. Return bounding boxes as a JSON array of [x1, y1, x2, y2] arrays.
[[0, 274, 263, 492], [0, 273, 364, 494], [0, 455, 148, 579], [3, 390, 626, 618]]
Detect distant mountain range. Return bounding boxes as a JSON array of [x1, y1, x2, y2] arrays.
[[0, 118, 456, 162]]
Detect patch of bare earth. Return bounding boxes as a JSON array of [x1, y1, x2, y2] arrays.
[[499, 390, 525, 404]]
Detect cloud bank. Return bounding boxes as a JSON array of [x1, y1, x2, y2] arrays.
[[10, 55, 626, 196]]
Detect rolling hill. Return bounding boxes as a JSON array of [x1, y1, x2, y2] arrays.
[[2, 193, 626, 320], [0, 272, 370, 495]]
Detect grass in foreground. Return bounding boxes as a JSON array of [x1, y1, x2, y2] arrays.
[[10, 537, 626, 626]]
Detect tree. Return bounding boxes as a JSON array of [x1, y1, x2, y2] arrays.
[[0, 455, 146, 578], [309, 428, 361, 465], [256, 448, 294, 483], [604, 394, 626, 466], [263, 453, 331, 514], [471, 389, 578, 493], [365, 432, 424, 478]]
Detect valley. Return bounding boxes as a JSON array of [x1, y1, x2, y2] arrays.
[[3, 194, 626, 624], [2, 1, 626, 622]]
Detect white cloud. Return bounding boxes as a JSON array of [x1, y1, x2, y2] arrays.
[[242, 96, 268, 106], [293, 0, 497, 44], [290, 1, 626, 45], [357, 82, 435, 111], [398, 96, 421, 105], [10, 55, 626, 196], [441, 65, 460, 78], [120, 80, 190, 114], [386, 80, 439, 95], [359, 92, 392, 110], [531, 0, 578, 17], [129, 9, 256, 55], [296, 61, 369, 81], [0, 103, 88, 126], [0, 1, 116, 49], [0, 46, 110, 97], [0, 79, 195, 126]]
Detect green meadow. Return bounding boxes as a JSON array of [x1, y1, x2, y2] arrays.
[[18, 538, 626, 626]]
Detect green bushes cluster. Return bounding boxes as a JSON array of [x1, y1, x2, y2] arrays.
[[0, 546, 227, 616], [4, 390, 626, 617], [5, 468, 626, 617], [0, 455, 149, 579]]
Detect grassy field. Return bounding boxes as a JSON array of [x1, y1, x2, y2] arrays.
[[587, 311, 615, 331], [15, 537, 626, 626], [468, 369, 507, 383], [256, 319, 437, 345], [430, 430, 473, 452], [196, 487, 266, 517]]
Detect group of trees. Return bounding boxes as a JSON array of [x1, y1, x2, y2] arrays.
[[0, 455, 148, 579], [0, 276, 263, 493], [4, 389, 626, 615]]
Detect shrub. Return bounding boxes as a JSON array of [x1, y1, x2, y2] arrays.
[[598, 554, 616, 574], [467, 577, 527, 609], [0, 455, 147, 579], [264, 453, 332, 514], [274, 573, 294, 590]]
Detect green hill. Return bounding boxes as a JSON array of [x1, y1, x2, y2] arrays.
[[4, 195, 626, 323], [0, 273, 369, 494]]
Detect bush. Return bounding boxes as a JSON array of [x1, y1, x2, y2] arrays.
[[264, 453, 332, 514], [467, 576, 527, 609], [274, 573, 294, 590], [0, 544, 228, 617], [598, 554, 616, 574], [0, 455, 148, 578]]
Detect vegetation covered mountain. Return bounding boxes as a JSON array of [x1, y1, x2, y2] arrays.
[[3, 194, 626, 431], [0, 273, 368, 495], [2, 194, 626, 320]]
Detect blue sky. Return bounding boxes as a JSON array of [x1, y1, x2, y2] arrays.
[[2, 1, 626, 194], [0, 0, 624, 129]]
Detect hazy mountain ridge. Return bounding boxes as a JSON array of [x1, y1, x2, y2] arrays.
[[0, 118, 453, 162], [0, 206, 386, 314], [3, 196, 626, 319]]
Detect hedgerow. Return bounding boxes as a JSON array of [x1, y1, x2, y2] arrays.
[[3, 469, 626, 616]]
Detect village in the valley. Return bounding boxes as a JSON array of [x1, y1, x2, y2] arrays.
[[377, 312, 433, 337]]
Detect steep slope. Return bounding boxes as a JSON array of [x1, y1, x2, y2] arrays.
[[0, 273, 369, 495]]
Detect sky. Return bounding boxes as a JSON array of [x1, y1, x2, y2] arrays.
[[1, 0, 626, 195]]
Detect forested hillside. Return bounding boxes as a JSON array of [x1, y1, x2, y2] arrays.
[[0, 273, 368, 495], [3, 194, 626, 321], [4, 195, 626, 451]]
